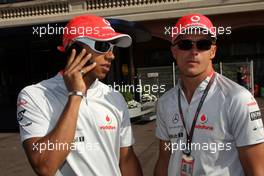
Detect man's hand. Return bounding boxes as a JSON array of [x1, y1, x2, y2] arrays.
[[63, 48, 96, 93], [119, 146, 143, 176], [154, 140, 171, 176]]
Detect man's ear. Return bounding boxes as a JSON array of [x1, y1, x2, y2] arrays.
[[171, 45, 177, 59], [210, 45, 217, 60]]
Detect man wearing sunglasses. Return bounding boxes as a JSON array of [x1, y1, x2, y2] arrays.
[[17, 15, 143, 176], [155, 14, 264, 176]]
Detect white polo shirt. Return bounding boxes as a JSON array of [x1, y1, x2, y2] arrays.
[[17, 73, 134, 176], [156, 72, 264, 176]]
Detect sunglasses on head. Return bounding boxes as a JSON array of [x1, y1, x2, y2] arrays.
[[172, 39, 215, 51], [69, 38, 115, 54]]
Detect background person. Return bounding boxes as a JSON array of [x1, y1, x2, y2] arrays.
[[17, 14, 143, 176], [237, 66, 247, 87], [154, 13, 264, 176]]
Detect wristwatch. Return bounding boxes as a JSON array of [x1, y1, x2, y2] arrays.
[[68, 91, 86, 98]]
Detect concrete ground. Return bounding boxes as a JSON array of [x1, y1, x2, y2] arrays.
[[0, 98, 263, 176], [0, 120, 158, 176]]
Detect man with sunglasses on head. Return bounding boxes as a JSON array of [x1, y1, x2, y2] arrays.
[[17, 15, 143, 176], [154, 13, 264, 176]]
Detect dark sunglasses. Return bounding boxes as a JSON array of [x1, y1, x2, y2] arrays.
[[93, 41, 115, 53], [173, 39, 214, 51], [69, 39, 115, 54]]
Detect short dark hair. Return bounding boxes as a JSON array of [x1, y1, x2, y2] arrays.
[[65, 42, 84, 59]]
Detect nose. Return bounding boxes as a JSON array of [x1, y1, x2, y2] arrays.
[[190, 44, 199, 56], [105, 51, 115, 61]]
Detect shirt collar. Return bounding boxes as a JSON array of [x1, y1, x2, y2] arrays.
[[178, 71, 215, 92]]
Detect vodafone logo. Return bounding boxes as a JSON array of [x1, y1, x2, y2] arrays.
[[103, 18, 111, 26], [105, 115, 112, 125], [99, 115, 116, 130], [190, 15, 200, 23], [195, 114, 213, 131], [200, 114, 208, 124]]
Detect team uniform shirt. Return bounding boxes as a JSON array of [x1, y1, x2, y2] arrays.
[[156, 72, 264, 176], [17, 73, 135, 176]]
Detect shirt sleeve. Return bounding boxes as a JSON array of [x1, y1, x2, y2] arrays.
[[119, 100, 135, 147], [155, 100, 170, 141], [229, 90, 264, 147], [17, 88, 50, 143]]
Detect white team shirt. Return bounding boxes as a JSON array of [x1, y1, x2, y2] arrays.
[[156, 72, 264, 176], [17, 73, 135, 176]]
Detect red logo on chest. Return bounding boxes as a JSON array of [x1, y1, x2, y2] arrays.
[[99, 115, 116, 130], [195, 114, 213, 131]]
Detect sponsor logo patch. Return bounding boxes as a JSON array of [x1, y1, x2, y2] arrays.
[[168, 125, 183, 129], [200, 114, 208, 124], [195, 114, 213, 131], [74, 136, 85, 142], [250, 110, 261, 121], [17, 109, 26, 122], [172, 114, 179, 124], [169, 132, 183, 139], [17, 109, 32, 127], [99, 115, 116, 130], [195, 125, 213, 131]]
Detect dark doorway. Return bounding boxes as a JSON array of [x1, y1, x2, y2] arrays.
[[0, 24, 65, 131]]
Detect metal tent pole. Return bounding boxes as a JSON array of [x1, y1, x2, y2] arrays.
[[173, 62, 176, 87], [250, 60, 254, 95], [220, 61, 223, 75]]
